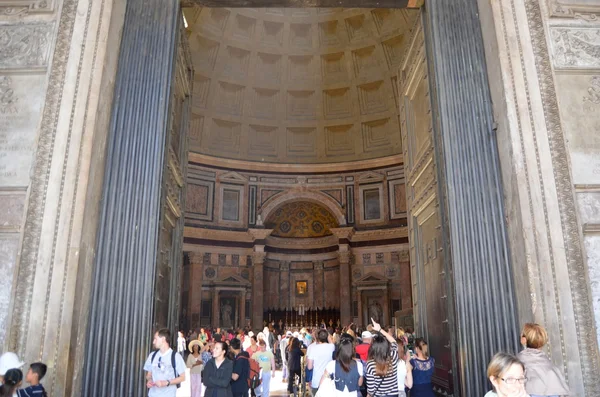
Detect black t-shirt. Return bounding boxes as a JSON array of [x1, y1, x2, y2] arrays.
[[232, 351, 250, 394]]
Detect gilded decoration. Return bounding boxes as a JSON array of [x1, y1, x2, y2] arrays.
[[265, 201, 339, 238]]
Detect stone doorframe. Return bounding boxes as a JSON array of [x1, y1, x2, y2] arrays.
[[354, 272, 391, 327], [209, 275, 251, 329]]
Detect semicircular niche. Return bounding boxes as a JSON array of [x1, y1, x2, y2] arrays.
[[265, 201, 339, 238]]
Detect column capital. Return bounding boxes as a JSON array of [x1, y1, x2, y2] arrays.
[[330, 227, 354, 241], [248, 228, 273, 241]]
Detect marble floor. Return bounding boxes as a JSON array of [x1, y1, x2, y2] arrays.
[[176, 368, 297, 397]]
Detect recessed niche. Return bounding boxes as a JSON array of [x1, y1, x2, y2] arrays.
[[362, 118, 393, 153], [345, 14, 370, 43], [325, 124, 355, 156], [256, 52, 282, 85], [321, 52, 348, 83], [358, 81, 388, 115], [248, 124, 279, 159], [382, 35, 406, 69], [233, 14, 256, 40], [207, 119, 241, 154], [192, 74, 211, 109], [290, 23, 313, 49], [261, 20, 284, 47], [352, 46, 381, 78], [288, 55, 314, 82], [319, 20, 342, 47], [286, 127, 317, 157], [215, 81, 245, 116], [192, 35, 220, 72], [202, 8, 230, 37], [222, 46, 251, 78], [287, 90, 316, 120], [323, 88, 352, 120], [249, 88, 279, 119]]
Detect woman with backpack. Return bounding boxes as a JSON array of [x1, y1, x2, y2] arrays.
[[365, 318, 399, 397], [319, 333, 364, 396], [202, 341, 234, 397]]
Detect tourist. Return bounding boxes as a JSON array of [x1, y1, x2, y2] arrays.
[[199, 328, 208, 344], [307, 329, 336, 395], [262, 327, 273, 351], [252, 339, 276, 397], [16, 362, 47, 397], [518, 323, 569, 396], [409, 338, 435, 397], [365, 318, 399, 397], [396, 341, 413, 397], [247, 334, 260, 357], [320, 333, 364, 396], [202, 341, 234, 397], [485, 352, 530, 397], [0, 353, 24, 386], [0, 369, 22, 397], [186, 340, 204, 397], [355, 331, 372, 363], [177, 331, 187, 355], [230, 338, 250, 397], [202, 341, 213, 368], [287, 337, 305, 395], [143, 328, 186, 396], [280, 331, 292, 382]]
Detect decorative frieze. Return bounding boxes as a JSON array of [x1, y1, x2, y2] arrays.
[[0, 24, 53, 69], [550, 27, 600, 69], [0, 0, 53, 16]]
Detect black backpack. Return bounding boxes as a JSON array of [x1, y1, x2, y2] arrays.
[[151, 350, 181, 389]]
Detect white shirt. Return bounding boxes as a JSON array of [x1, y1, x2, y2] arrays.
[[324, 359, 364, 397], [307, 342, 335, 389], [397, 359, 407, 392]]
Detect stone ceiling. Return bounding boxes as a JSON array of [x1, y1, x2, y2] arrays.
[[184, 7, 418, 164], [265, 201, 339, 238]]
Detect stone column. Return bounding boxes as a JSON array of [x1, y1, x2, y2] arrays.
[[331, 228, 354, 326], [189, 252, 204, 327], [248, 229, 272, 330], [213, 288, 220, 327], [239, 291, 246, 328], [382, 287, 390, 327], [357, 290, 363, 327], [251, 251, 266, 330]]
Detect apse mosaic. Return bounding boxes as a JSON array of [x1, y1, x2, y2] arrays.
[[266, 201, 339, 238]]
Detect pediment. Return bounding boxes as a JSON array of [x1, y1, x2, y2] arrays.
[[354, 272, 389, 285], [358, 171, 384, 183], [220, 171, 247, 183], [214, 274, 251, 286]]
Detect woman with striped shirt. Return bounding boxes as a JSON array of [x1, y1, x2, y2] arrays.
[[365, 318, 399, 397]]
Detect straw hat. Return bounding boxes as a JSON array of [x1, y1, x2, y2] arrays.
[[188, 339, 204, 352]]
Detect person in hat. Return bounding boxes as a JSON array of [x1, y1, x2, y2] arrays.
[[186, 340, 204, 397], [0, 353, 24, 386], [280, 331, 292, 382], [356, 331, 372, 363]]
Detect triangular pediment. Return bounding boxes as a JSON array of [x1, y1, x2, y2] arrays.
[[354, 272, 389, 285], [358, 171, 384, 182], [221, 171, 247, 183], [214, 274, 251, 286]]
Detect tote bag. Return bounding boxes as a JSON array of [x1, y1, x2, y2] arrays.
[[315, 375, 336, 397]]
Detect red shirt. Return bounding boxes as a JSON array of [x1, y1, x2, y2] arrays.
[[356, 343, 370, 361]]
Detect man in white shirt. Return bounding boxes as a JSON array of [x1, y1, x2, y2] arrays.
[[143, 328, 186, 397], [306, 329, 335, 396]]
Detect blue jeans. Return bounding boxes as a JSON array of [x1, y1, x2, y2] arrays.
[[256, 370, 271, 397]]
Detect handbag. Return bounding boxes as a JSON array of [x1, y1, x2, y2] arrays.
[[315, 374, 336, 397]]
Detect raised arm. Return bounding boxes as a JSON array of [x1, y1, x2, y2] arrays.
[[371, 318, 395, 344]]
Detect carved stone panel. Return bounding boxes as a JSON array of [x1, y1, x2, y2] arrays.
[[550, 27, 600, 69], [0, 24, 53, 69], [0, 75, 45, 186]]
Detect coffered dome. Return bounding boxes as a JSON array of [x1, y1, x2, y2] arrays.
[[185, 7, 418, 164]]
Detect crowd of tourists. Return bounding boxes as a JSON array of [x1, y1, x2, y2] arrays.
[[144, 320, 569, 397]]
